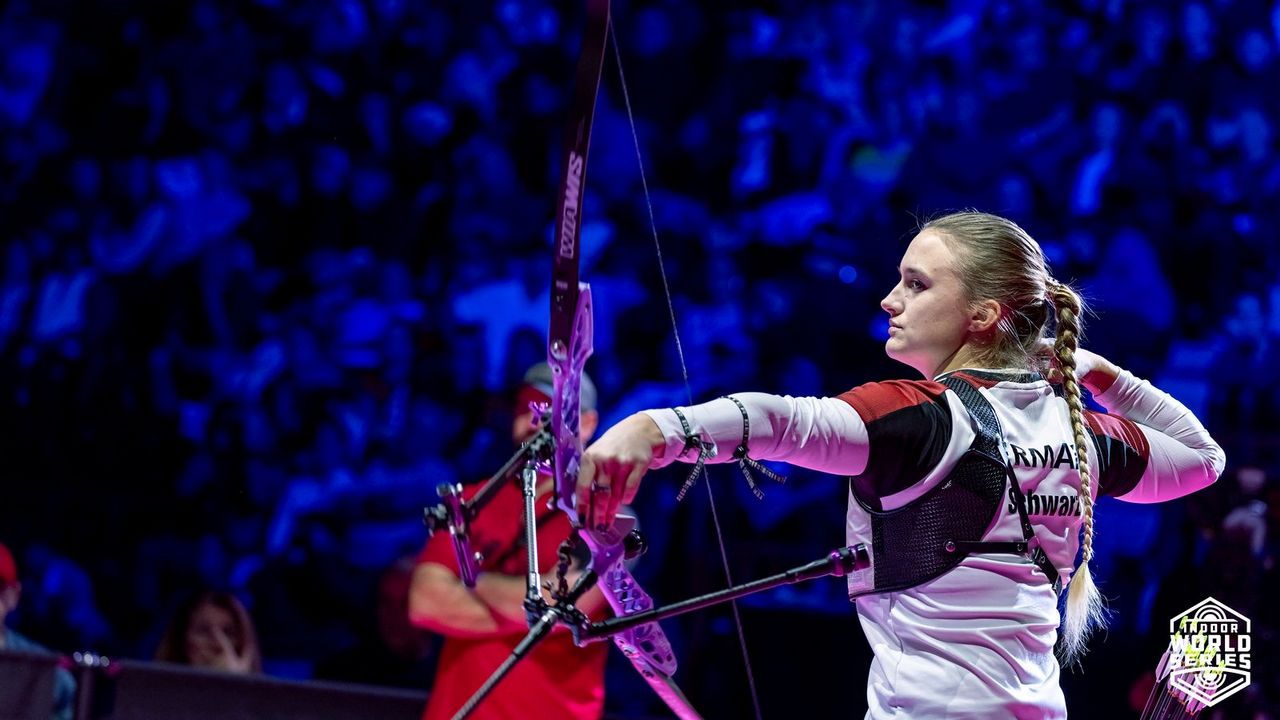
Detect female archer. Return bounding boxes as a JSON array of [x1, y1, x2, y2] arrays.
[[576, 210, 1225, 718]]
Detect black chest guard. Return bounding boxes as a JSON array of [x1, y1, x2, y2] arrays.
[[849, 376, 1062, 597]]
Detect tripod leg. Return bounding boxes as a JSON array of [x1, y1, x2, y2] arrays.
[[452, 569, 599, 720], [451, 612, 557, 720], [454, 462, 555, 719]]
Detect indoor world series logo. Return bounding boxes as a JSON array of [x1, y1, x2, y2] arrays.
[[1167, 597, 1252, 708]]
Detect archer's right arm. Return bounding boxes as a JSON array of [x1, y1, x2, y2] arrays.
[[1083, 361, 1226, 503]]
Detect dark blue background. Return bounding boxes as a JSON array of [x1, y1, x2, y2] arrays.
[[2, 0, 1278, 717]]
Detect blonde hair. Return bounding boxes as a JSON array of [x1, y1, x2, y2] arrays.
[[922, 210, 1105, 664]]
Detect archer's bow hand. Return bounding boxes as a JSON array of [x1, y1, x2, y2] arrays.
[[578, 413, 665, 529]]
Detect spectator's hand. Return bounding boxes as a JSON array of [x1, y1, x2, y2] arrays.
[[576, 414, 664, 530], [190, 626, 254, 674], [209, 628, 255, 674]]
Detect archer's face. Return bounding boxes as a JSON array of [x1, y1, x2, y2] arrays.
[[879, 230, 973, 378]]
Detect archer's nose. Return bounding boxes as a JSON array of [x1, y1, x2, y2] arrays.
[[881, 288, 901, 316]]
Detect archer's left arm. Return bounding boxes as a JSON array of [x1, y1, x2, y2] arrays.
[[642, 393, 870, 475], [578, 394, 867, 527]]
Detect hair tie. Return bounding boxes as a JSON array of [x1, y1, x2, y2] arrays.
[[1013, 298, 1050, 335]]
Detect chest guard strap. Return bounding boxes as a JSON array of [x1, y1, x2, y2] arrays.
[[852, 376, 1061, 596]]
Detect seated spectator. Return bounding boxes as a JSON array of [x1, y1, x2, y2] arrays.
[[0, 542, 76, 720], [155, 590, 262, 674]]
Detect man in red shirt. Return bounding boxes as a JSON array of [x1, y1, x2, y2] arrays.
[[409, 364, 608, 719]]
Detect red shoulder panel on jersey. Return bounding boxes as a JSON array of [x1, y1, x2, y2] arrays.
[[837, 379, 952, 502], [1083, 409, 1152, 498], [837, 379, 950, 424], [1083, 410, 1151, 460]]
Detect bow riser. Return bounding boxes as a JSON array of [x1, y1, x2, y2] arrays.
[[550, 284, 593, 518]]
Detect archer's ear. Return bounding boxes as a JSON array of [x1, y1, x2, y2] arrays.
[[968, 299, 1003, 334]]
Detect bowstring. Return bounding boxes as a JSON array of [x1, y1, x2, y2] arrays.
[[607, 18, 764, 720]]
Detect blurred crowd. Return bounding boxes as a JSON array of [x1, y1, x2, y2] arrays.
[[3, 0, 1280, 716]]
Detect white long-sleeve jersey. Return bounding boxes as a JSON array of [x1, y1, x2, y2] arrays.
[[643, 368, 1225, 719]]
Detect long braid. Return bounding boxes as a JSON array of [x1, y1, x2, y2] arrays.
[[1047, 278, 1106, 663], [925, 211, 1109, 661]]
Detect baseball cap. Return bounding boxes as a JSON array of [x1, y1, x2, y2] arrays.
[[516, 362, 597, 413], [0, 543, 17, 588]]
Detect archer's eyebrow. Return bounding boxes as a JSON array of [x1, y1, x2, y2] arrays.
[[898, 265, 928, 278]]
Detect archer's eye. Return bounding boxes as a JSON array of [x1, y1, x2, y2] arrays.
[[908, 279, 925, 291]]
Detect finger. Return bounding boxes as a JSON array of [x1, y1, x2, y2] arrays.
[[604, 464, 629, 524], [587, 476, 600, 530], [214, 629, 236, 657], [621, 461, 646, 505], [576, 454, 597, 521], [590, 475, 614, 531]]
